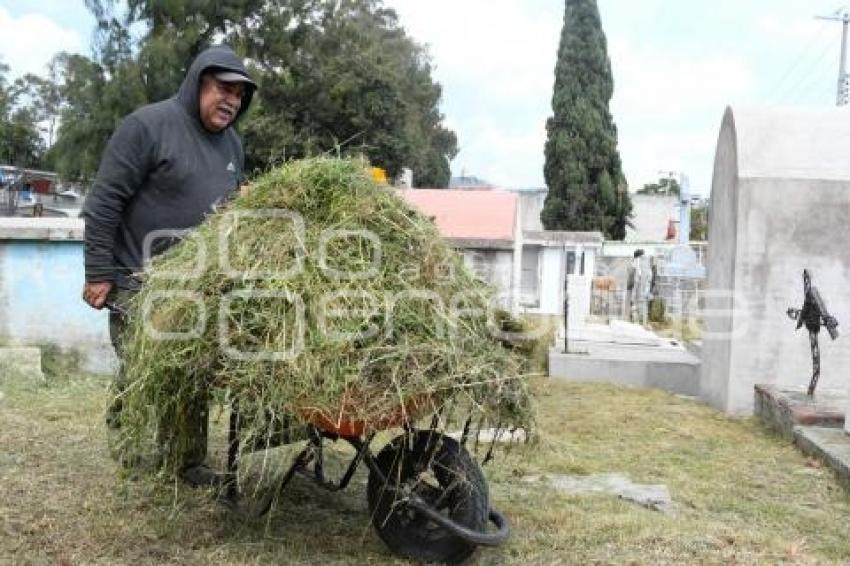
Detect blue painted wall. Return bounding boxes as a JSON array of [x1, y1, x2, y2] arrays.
[[0, 240, 113, 373]]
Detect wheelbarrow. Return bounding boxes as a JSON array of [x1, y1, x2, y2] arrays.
[[219, 398, 511, 564], [102, 300, 510, 562]]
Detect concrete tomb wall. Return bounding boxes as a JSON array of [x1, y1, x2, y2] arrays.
[[0, 218, 114, 374], [702, 107, 850, 414]]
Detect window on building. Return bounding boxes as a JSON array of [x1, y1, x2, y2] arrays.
[[520, 246, 540, 307], [466, 250, 494, 281], [565, 250, 586, 276]]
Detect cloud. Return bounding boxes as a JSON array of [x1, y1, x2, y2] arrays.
[[755, 13, 827, 46], [454, 121, 547, 187], [605, 35, 755, 193], [609, 38, 755, 117], [385, 0, 560, 187], [619, 127, 722, 194], [385, 0, 757, 192], [388, 0, 561, 103], [0, 7, 84, 78]]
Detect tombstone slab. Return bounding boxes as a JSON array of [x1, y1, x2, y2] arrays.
[[754, 384, 846, 439], [523, 473, 675, 514]]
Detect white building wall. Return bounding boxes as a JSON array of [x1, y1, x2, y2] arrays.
[[627, 194, 677, 242], [462, 249, 514, 307], [566, 274, 591, 327], [538, 248, 563, 314], [518, 246, 595, 323], [491, 251, 514, 301], [517, 190, 546, 232]]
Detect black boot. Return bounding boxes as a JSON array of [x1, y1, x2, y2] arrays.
[[180, 463, 224, 488], [105, 397, 122, 430]]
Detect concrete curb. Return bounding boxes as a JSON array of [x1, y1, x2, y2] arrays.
[[0, 217, 84, 241], [794, 426, 850, 491]]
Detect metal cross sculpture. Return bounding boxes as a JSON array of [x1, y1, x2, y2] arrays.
[[786, 270, 839, 397]]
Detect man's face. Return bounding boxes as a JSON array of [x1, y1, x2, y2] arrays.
[[198, 74, 244, 133]]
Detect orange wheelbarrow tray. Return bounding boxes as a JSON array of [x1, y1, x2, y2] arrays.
[[219, 397, 511, 563], [294, 389, 436, 438]]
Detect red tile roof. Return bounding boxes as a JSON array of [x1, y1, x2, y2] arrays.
[[399, 189, 517, 241]]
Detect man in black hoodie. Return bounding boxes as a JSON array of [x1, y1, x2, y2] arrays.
[[82, 45, 256, 486]]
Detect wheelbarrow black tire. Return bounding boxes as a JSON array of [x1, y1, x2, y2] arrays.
[[367, 431, 488, 564]]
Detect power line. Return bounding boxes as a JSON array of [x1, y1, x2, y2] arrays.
[[769, 6, 850, 106], [777, 33, 836, 105], [767, 20, 831, 102], [815, 8, 850, 105], [788, 57, 836, 106]]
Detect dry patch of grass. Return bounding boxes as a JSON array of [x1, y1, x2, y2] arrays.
[[491, 380, 850, 564], [2, 375, 850, 564]]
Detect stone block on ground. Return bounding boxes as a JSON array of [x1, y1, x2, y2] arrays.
[[522, 473, 675, 514], [793, 426, 850, 492], [755, 384, 845, 439]]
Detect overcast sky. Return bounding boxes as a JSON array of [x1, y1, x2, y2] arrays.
[[2, 1, 849, 194]]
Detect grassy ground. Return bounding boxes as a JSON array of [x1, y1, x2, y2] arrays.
[[649, 317, 702, 343], [2, 373, 850, 564]]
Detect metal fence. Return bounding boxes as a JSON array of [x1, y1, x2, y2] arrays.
[[590, 285, 704, 328]]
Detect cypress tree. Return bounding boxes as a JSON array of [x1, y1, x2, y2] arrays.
[[541, 0, 631, 239]]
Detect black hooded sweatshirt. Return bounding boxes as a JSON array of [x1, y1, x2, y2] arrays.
[[83, 45, 255, 289]]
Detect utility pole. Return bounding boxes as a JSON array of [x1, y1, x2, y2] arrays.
[[678, 174, 691, 245], [817, 10, 850, 106]]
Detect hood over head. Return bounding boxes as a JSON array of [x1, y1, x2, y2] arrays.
[[176, 45, 256, 130]]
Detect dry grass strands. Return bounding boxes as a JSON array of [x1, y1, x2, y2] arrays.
[[115, 158, 535, 473]]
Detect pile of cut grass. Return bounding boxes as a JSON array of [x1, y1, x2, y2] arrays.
[[117, 158, 534, 471]]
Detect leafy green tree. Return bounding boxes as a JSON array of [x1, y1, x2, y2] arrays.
[[54, 0, 457, 186], [237, 1, 456, 184], [1, 108, 44, 167], [690, 203, 708, 241], [637, 176, 680, 196], [11, 70, 62, 149], [0, 62, 46, 168], [542, 0, 631, 239], [45, 51, 145, 181]]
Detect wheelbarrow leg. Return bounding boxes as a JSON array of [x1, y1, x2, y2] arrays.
[[219, 400, 309, 517], [225, 398, 240, 500]]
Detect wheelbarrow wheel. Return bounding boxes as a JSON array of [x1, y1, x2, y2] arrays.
[[367, 431, 488, 564]]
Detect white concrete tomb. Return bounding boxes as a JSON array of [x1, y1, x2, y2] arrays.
[[702, 107, 850, 414]]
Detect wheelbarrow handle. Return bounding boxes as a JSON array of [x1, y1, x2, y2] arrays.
[[104, 301, 128, 316], [406, 496, 511, 547]]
